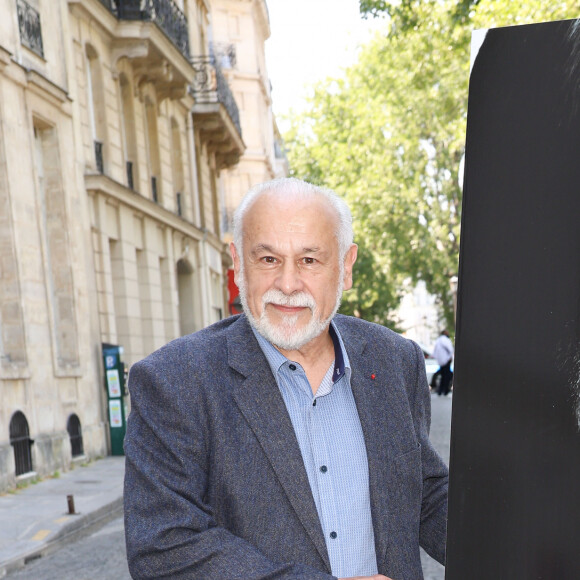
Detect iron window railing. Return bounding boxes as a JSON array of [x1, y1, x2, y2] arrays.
[[190, 55, 242, 136], [151, 176, 158, 203], [94, 140, 104, 174], [97, 0, 115, 10], [99, 0, 190, 61], [176, 192, 182, 216], [126, 161, 134, 190], [17, 0, 44, 58]]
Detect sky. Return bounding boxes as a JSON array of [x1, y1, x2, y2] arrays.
[[264, 0, 387, 128]]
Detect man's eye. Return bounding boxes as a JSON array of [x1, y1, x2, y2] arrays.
[[302, 257, 316, 265], [261, 256, 277, 263]]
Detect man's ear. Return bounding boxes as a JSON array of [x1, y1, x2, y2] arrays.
[[342, 244, 358, 291], [230, 242, 241, 286]]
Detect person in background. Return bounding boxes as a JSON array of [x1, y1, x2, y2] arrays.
[[432, 330, 454, 396], [124, 178, 448, 580]]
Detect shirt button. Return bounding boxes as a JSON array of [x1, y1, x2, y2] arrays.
[[289, 364, 297, 371], [312, 399, 317, 407], [320, 465, 327, 473], [330, 531, 337, 539]]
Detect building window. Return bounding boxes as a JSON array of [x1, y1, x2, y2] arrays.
[[10, 411, 33, 476], [144, 98, 162, 203], [86, 45, 107, 174], [67, 414, 84, 457], [94, 140, 104, 174], [171, 118, 185, 217], [17, 0, 44, 58], [214, 42, 237, 69], [119, 72, 139, 190], [126, 161, 134, 190]]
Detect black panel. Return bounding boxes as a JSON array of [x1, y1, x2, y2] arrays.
[[448, 19, 580, 579]]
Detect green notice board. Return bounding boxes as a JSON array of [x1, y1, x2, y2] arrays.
[[102, 343, 127, 456]]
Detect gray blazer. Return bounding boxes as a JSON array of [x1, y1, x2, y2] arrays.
[[124, 314, 448, 579]]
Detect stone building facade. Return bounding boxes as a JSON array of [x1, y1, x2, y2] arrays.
[[210, 0, 288, 240], [0, 0, 245, 491]]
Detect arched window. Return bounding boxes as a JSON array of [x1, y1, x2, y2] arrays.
[[9, 411, 33, 476], [67, 414, 84, 458]]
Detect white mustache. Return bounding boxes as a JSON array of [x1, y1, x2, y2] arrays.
[[262, 289, 316, 310]]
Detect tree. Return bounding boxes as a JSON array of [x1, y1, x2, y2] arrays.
[[285, 0, 580, 330]]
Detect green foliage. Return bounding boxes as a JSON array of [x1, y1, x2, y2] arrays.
[[285, 0, 580, 329], [360, 0, 481, 28]]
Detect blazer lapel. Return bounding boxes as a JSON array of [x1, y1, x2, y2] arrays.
[[227, 316, 331, 571], [336, 318, 409, 572]]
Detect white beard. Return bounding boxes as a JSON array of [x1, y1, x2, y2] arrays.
[[238, 270, 344, 351]]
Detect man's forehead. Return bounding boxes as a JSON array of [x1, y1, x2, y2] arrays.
[[250, 189, 333, 212], [244, 191, 338, 229], [249, 242, 325, 256]]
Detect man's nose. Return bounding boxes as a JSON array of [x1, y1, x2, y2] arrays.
[[274, 261, 304, 295]]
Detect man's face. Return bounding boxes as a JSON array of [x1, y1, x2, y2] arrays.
[[231, 192, 357, 351]]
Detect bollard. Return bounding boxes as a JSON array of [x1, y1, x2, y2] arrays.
[[67, 494, 76, 515]]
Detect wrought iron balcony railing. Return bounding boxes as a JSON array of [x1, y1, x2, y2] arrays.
[[17, 0, 44, 58], [190, 55, 242, 136], [99, 0, 190, 61]]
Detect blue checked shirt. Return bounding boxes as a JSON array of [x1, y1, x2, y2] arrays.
[[253, 321, 378, 577]]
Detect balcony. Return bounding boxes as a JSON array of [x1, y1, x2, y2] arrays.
[[98, 0, 189, 60], [66, 0, 195, 101], [190, 55, 244, 169]]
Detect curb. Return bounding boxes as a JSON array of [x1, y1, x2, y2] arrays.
[[0, 497, 123, 578]]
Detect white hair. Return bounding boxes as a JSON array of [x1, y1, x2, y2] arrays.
[[232, 177, 354, 259]]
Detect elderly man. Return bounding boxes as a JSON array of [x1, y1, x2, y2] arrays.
[[124, 178, 448, 580]]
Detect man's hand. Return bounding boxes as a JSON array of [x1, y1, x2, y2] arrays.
[[339, 576, 393, 580]]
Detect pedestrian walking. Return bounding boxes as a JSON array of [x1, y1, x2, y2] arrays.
[[432, 330, 454, 396]]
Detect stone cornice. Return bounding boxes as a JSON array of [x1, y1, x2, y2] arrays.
[[85, 173, 230, 252], [0, 45, 12, 71], [26, 69, 71, 106]]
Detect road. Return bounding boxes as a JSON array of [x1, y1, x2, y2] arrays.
[[7, 393, 452, 580], [420, 392, 452, 580]]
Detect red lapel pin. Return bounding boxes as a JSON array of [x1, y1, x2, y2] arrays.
[[370, 373, 376, 380]]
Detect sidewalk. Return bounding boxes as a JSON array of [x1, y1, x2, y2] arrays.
[[0, 456, 125, 577]]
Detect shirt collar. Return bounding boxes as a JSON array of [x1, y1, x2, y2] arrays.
[[252, 319, 350, 383]]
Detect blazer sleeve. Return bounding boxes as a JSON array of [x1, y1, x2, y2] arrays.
[[409, 340, 449, 565], [123, 358, 336, 580]]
